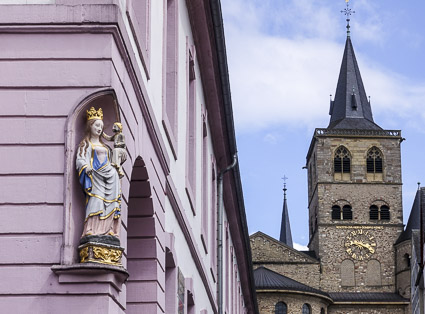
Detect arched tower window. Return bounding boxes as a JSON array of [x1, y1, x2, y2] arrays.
[[380, 205, 390, 220], [404, 253, 411, 268], [342, 205, 353, 220], [321, 308, 326, 314], [370, 205, 390, 220], [334, 146, 351, 181], [332, 205, 341, 220], [367, 146, 383, 173], [334, 146, 351, 173], [332, 204, 352, 220], [369, 205, 379, 220], [302, 304, 311, 314], [275, 302, 287, 314]]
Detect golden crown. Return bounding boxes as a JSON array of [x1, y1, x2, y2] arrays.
[[86, 107, 103, 121]]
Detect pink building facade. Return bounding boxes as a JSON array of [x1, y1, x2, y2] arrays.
[[0, 1, 257, 313]]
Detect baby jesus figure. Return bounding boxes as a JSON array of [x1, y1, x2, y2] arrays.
[[102, 122, 127, 178]]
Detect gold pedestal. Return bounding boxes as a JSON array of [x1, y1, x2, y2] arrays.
[[78, 242, 124, 266]]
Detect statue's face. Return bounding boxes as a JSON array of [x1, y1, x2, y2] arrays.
[[112, 124, 119, 132], [90, 119, 104, 137]]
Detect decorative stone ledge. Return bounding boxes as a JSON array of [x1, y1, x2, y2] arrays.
[[51, 263, 128, 291]]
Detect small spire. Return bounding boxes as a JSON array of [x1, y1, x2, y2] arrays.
[[279, 175, 293, 247], [341, 0, 355, 37], [418, 182, 421, 190]]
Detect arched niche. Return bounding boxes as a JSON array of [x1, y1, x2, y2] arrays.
[[341, 259, 355, 287], [62, 89, 121, 265], [126, 157, 166, 312]]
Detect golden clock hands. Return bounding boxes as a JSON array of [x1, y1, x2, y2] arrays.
[[349, 240, 375, 254]]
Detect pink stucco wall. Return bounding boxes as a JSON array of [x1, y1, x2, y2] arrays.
[[0, 2, 256, 313]]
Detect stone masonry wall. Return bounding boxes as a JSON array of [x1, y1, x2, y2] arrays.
[[328, 304, 407, 314], [257, 292, 329, 314], [395, 241, 412, 299], [253, 264, 321, 290], [307, 135, 404, 293], [250, 233, 321, 289]]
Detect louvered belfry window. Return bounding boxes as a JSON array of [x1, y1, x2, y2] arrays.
[[367, 146, 383, 173], [380, 205, 390, 220], [334, 146, 351, 173], [332, 205, 352, 220], [369, 205, 379, 220], [332, 205, 342, 220], [370, 205, 390, 220], [342, 205, 353, 220]]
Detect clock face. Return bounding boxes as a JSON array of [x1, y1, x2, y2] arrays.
[[344, 229, 376, 260]]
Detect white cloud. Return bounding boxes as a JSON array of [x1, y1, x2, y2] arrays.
[[222, 0, 425, 134], [293, 242, 309, 251]]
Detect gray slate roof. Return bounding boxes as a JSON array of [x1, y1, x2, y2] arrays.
[[328, 37, 381, 130], [396, 188, 424, 244], [279, 189, 293, 247], [329, 292, 409, 303], [254, 266, 329, 298]]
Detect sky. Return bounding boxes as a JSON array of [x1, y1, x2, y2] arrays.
[[221, 0, 425, 250]]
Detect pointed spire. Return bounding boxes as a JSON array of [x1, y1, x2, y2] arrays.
[[328, 36, 381, 130], [279, 177, 293, 247]]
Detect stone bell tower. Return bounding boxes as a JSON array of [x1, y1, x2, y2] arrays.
[[306, 33, 404, 293]]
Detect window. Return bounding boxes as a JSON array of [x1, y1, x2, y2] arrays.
[[370, 205, 390, 220], [177, 269, 185, 314], [126, 0, 151, 73], [334, 146, 351, 173], [185, 45, 197, 214], [302, 304, 311, 314], [404, 253, 411, 268], [342, 205, 353, 220], [275, 302, 287, 314], [367, 146, 383, 173], [321, 308, 326, 314], [380, 205, 390, 220], [369, 205, 379, 220], [163, 0, 179, 157], [332, 205, 341, 220], [201, 116, 209, 252], [332, 205, 352, 220]]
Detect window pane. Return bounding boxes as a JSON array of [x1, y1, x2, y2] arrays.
[[332, 206, 341, 220], [380, 205, 390, 220], [342, 157, 351, 173], [370, 205, 379, 220], [334, 157, 342, 173], [302, 304, 311, 314], [275, 302, 287, 314], [375, 157, 383, 173], [343, 205, 352, 220], [366, 158, 374, 173]]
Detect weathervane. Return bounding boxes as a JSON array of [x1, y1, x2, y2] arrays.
[[341, 0, 355, 37], [281, 175, 288, 200]]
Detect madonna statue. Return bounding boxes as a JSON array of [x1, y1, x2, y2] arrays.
[[76, 107, 121, 239]]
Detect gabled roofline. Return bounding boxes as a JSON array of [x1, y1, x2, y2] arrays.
[[250, 231, 319, 263]]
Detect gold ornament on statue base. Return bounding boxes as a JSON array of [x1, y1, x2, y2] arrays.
[[78, 242, 124, 266]]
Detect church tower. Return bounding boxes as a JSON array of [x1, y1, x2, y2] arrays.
[[306, 32, 404, 292]]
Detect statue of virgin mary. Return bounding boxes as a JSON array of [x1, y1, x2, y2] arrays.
[[76, 107, 121, 239]]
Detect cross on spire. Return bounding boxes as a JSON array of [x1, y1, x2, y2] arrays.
[[341, 0, 355, 37], [281, 175, 288, 200]]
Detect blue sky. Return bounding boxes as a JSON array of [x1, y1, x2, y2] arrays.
[[221, 0, 425, 249]]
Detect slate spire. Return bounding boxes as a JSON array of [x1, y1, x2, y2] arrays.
[[328, 36, 381, 130], [279, 182, 293, 247]]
